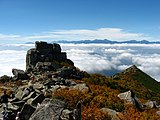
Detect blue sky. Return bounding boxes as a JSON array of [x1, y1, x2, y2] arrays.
[[0, 0, 160, 43]]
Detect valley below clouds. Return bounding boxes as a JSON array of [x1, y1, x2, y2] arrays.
[[1, 43, 160, 82]]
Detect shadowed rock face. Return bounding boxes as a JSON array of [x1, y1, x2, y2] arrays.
[[26, 41, 74, 72]]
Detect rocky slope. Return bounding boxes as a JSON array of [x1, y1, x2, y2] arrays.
[[0, 41, 159, 120]]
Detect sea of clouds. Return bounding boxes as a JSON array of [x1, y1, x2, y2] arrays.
[[0, 43, 160, 82]]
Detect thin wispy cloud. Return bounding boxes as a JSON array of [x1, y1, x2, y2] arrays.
[[0, 34, 20, 40], [29, 28, 151, 41], [0, 28, 153, 43]]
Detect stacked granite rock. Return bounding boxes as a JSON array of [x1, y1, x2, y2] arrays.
[[26, 41, 74, 73], [11, 41, 85, 80]]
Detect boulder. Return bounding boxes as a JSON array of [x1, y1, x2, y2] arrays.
[[21, 87, 34, 99], [144, 101, 156, 108], [32, 83, 44, 90], [15, 86, 35, 100], [35, 62, 60, 72], [58, 67, 75, 78], [22, 91, 37, 101], [65, 79, 76, 86], [50, 85, 61, 93], [15, 89, 24, 100], [52, 43, 61, 53], [29, 98, 66, 120], [8, 102, 19, 111], [117, 90, 132, 103], [12, 101, 25, 110], [156, 111, 160, 116], [12, 69, 29, 80], [20, 103, 36, 120], [35, 41, 53, 51], [31, 94, 45, 106], [70, 83, 89, 92], [44, 80, 56, 89], [118, 90, 143, 111], [101, 108, 120, 120], [145, 101, 160, 108], [0, 75, 11, 83], [60, 109, 73, 120], [58, 67, 84, 79], [26, 48, 39, 72]]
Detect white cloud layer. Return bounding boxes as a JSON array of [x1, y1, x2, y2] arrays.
[[61, 44, 160, 81], [0, 43, 160, 82]]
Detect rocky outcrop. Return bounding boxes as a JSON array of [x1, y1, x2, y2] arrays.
[[0, 75, 11, 83], [0, 41, 88, 119], [12, 69, 29, 80], [26, 41, 74, 72]]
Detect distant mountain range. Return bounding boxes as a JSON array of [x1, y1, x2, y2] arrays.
[[53, 39, 160, 44], [25, 39, 160, 44]]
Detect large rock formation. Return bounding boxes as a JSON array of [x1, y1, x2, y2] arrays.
[[26, 41, 74, 72]]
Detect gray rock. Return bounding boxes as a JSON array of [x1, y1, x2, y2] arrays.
[[65, 79, 76, 86], [58, 67, 74, 78], [22, 91, 37, 101], [20, 103, 36, 120], [26, 48, 39, 72], [29, 99, 66, 120], [32, 83, 44, 90], [21, 87, 34, 99], [31, 94, 45, 106], [0, 75, 11, 83], [70, 83, 89, 92], [35, 62, 60, 72], [12, 69, 29, 80], [75, 101, 82, 120], [12, 101, 25, 110], [101, 108, 120, 120], [15, 86, 35, 101], [27, 98, 34, 105], [53, 43, 61, 53], [60, 109, 73, 120], [50, 85, 61, 93], [118, 90, 143, 111], [26, 41, 74, 73], [15, 89, 24, 100], [8, 102, 19, 111], [117, 90, 132, 103], [156, 111, 160, 116], [144, 101, 156, 108], [35, 41, 53, 51], [44, 80, 56, 88]]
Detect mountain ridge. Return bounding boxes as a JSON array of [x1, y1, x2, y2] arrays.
[[112, 65, 160, 94], [25, 39, 160, 44], [53, 39, 160, 44]]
